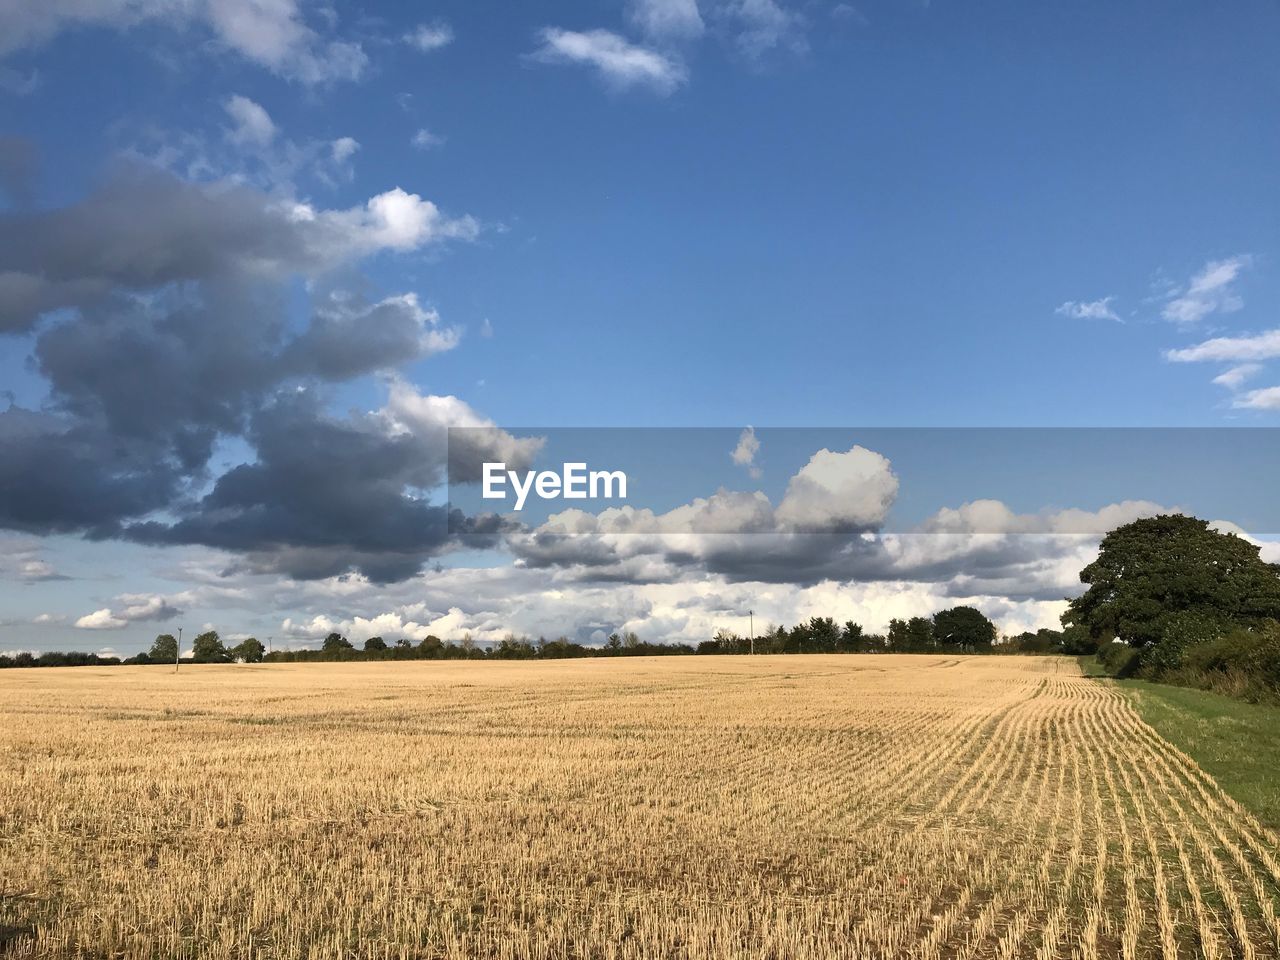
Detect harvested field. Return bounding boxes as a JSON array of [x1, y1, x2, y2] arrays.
[[1, 655, 1278, 958]]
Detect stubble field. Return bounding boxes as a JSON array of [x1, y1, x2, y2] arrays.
[[1, 655, 1278, 959]]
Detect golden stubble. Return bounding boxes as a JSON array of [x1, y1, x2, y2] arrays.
[[1, 655, 1277, 959]]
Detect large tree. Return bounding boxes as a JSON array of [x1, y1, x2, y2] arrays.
[[149, 633, 178, 662], [1064, 515, 1280, 647], [231, 638, 265, 663], [192, 630, 229, 663], [933, 606, 996, 652]]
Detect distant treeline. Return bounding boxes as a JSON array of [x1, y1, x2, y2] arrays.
[[0, 605, 1089, 669]]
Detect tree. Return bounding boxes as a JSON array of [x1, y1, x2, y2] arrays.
[[906, 616, 935, 651], [932, 606, 996, 652], [149, 633, 178, 662], [1064, 515, 1280, 647], [394, 637, 412, 649], [840, 621, 865, 652], [192, 630, 229, 663], [363, 636, 387, 653], [322, 632, 354, 655], [231, 638, 265, 663]]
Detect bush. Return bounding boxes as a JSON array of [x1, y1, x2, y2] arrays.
[[1167, 625, 1280, 703], [1096, 640, 1141, 678], [1140, 610, 1228, 678]]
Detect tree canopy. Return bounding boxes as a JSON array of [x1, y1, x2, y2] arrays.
[[933, 606, 997, 652], [1064, 514, 1280, 647]]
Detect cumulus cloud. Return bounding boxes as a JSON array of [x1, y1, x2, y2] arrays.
[[0, 166, 476, 333], [731, 426, 761, 477], [0, 536, 66, 581], [0, 0, 368, 83], [775, 446, 897, 532], [0, 153, 509, 584], [1160, 255, 1251, 326], [1055, 296, 1120, 322], [125, 382, 534, 582], [74, 593, 181, 630], [529, 28, 688, 95]]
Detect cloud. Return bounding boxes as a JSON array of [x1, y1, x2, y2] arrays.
[[721, 0, 807, 59], [283, 292, 459, 379], [0, 136, 37, 206], [125, 382, 535, 582], [0, 536, 66, 581], [74, 608, 125, 630], [1160, 255, 1251, 326], [1212, 363, 1262, 389], [223, 95, 276, 148], [1165, 329, 1280, 364], [775, 446, 897, 532], [0, 0, 368, 84], [411, 128, 445, 151], [1055, 296, 1120, 322], [628, 0, 705, 40], [404, 22, 454, 52], [330, 137, 359, 165], [0, 166, 477, 333], [74, 593, 181, 630], [731, 426, 761, 478], [0, 155, 506, 584], [529, 28, 687, 95], [1233, 386, 1280, 411]]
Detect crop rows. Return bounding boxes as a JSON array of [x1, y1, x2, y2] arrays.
[[1, 656, 1277, 958]]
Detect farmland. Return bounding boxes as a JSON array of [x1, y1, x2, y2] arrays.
[[2, 656, 1278, 959]]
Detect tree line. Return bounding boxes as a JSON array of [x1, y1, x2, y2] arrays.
[[0, 604, 1086, 669]]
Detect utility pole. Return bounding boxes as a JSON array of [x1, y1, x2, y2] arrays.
[[749, 609, 754, 656], [175, 626, 182, 673]]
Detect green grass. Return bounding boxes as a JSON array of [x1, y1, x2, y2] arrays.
[[1113, 678, 1280, 830]]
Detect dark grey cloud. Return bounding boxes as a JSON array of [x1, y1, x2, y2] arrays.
[[124, 395, 515, 582], [0, 136, 37, 206], [0, 158, 500, 582], [0, 406, 181, 536]]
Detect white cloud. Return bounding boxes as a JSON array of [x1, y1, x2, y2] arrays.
[[411, 128, 444, 150], [731, 426, 761, 478], [74, 593, 182, 630], [1233, 386, 1280, 410], [0, 0, 367, 83], [404, 22, 454, 52], [1166, 328, 1280, 363], [722, 0, 807, 59], [775, 446, 897, 532], [75, 608, 126, 630], [1161, 255, 1251, 325], [330, 136, 359, 164], [1212, 363, 1263, 389], [294, 187, 481, 259], [223, 95, 276, 148], [1055, 296, 1120, 322], [0, 537, 64, 581], [628, 0, 705, 40], [530, 28, 687, 95]]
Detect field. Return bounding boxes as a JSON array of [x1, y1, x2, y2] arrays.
[[2, 656, 1279, 959]]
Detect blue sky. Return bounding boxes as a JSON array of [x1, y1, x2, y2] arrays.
[[2, 0, 1280, 653]]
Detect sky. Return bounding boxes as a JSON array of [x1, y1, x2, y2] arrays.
[[2, 0, 1279, 655]]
